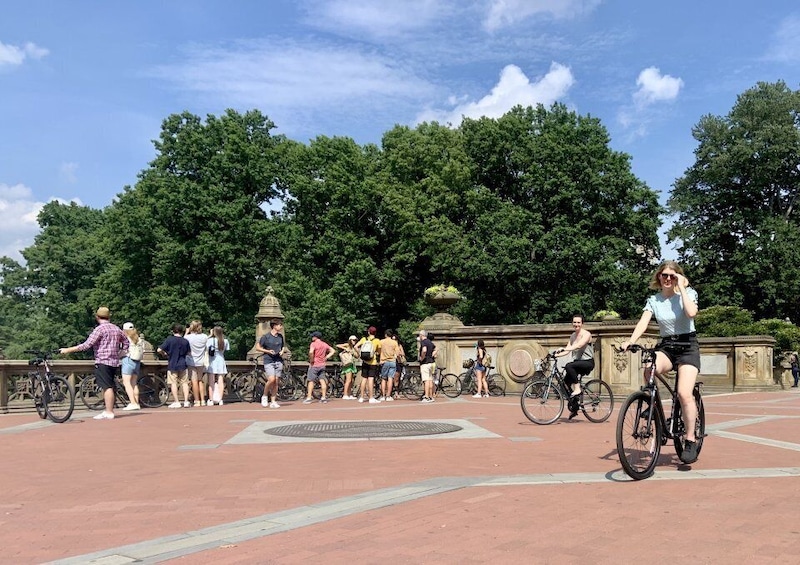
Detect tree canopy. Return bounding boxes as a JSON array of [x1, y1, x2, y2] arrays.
[[1, 103, 662, 358], [668, 80, 800, 321]]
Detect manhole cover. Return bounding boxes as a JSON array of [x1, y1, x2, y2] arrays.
[[265, 421, 463, 439]]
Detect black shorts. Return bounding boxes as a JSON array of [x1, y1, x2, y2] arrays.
[[95, 363, 119, 390], [656, 338, 701, 371], [362, 364, 379, 378]]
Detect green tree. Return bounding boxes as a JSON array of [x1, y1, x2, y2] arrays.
[[668, 81, 800, 320]]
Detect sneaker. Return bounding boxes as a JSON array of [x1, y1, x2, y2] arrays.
[[193, 400, 201, 407], [369, 398, 381, 404], [343, 395, 354, 400], [218, 400, 224, 406], [122, 403, 140, 411], [568, 410, 580, 421], [303, 398, 314, 404], [183, 401, 191, 408], [421, 397, 433, 403], [482, 393, 490, 398], [93, 412, 115, 420], [261, 396, 269, 408], [269, 401, 280, 408], [206, 400, 214, 406], [472, 393, 482, 398], [384, 396, 394, 402], [358, 397, 365, 403], [320, 397, 329, 403], [680, 440, 699, 464], [168, 402, 182, 409]]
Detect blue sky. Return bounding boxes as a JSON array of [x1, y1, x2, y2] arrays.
[[2, 0, 799, 262]]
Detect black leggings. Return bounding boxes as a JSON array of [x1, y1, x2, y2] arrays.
[[564, 359, 594, 386]]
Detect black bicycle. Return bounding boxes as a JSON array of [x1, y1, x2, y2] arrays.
[[24, 349, 75, 423], [79, 371, 168, 410], [432, 366, 461, 398], [520, 351, 613, 425], [615, 344, 706, 480], [458, 360, 506, 397]]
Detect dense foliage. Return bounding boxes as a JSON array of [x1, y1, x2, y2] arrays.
[[2, 103, 665, 358]]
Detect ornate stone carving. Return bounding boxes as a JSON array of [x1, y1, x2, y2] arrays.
[[743, 350, 757, 376]]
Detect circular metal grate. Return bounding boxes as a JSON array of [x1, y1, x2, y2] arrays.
[[265, 420, 463, 439]]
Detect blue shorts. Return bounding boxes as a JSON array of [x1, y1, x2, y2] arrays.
[[306, 366, 327, 382], [121, 357, 140, 376], [380, 362, 396, 379], [264, 361, 283, 378]]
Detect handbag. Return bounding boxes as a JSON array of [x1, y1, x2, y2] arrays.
[[340, 350, 353, 365]]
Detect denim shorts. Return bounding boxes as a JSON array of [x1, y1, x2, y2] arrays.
[[121, 357, 140, 376], [380, 361, 396, 379], [306, 366, 327, 382]]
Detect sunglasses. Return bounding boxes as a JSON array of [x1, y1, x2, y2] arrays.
[[659, 273, 677, 281]]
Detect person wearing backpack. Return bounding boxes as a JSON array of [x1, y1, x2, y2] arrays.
[[473, 339, 491, 399], [356, 326, 382, 403]]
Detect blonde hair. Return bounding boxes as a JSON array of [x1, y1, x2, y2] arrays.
[[648, 260, 687, 290], [124, 328, 140, 344], [213, 325, 225, 351], [188, 320, 203, 334]]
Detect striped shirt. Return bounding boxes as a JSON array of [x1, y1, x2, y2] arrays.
[[75, 320, 127, 367]]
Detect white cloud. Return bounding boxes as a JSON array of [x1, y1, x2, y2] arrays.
[[0, 184, 81, 262], [484, 0, 602, 32], [633, 67, 683, 107], [415, 62, 574, 126], [306, 0, 453, 38], [153, 40, 432, 109], [60, 162, 79, 184], [764, 15, 800, 63], [0, 41, 49, 67]]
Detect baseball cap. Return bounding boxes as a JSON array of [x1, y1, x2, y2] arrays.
[[96, 306, 110, 319], [310, 330, 322, 338], [123, 322, 135, 330], [368, 326, 377, 334], [349, 335, 358, 341]]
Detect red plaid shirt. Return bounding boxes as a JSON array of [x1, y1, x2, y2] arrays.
[[75, 320, 127, 367]]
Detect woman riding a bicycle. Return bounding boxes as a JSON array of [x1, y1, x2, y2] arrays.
[[620, 260, 701, 464], [554, 314, 594, 419]]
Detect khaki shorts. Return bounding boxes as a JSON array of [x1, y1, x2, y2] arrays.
[[167, 370, 188, 386], [187, 366, 207, 383], [420, 362, 435, 382]]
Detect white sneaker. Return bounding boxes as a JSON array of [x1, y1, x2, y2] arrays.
[[93, 412, 115, 420], [358, 397, 365, 403], [218, 400, 224, 406], [269, 401, 280, 408], [168, 402, 181, 409], [343, 395, 354, 400], [369, 398, 381, 404], [261, 396, 269, 408], [206, 400, 214, 406], [472, 393, 482, 398], [122, 403, 140, 411], [384, 396, 394, 402], [482, 394, 490, 398], [183, 401, 191, 408], [193, 400, 201, 407]]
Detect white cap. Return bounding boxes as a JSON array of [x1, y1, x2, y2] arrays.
[[349, 335, 358, 341], [123, 322, 135, 330]]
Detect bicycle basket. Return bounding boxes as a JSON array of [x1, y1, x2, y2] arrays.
[[462, 359, 475, 369]]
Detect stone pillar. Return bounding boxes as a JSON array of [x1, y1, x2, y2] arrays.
[[733, 336, 776, 391], [250, 286, 287, 356]]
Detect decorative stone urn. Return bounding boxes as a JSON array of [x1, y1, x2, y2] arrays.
[[424, 291, 461, 312]]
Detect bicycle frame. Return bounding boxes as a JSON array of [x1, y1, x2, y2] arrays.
[[636, 348, 690, 445]]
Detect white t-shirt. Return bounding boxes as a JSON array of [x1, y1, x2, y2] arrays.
[[185, 333, 209, 367]]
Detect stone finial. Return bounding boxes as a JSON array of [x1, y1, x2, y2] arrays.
[[256, 286, 284, 321]]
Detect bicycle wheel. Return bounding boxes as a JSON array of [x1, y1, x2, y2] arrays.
[[674, 387, 705, 461], [402, 375, 424, 400], [616, 391, 662, 480], [520, 379, 564, 424], [329, 376, 344, 398], [233, 372, 258, 402], [44, 375, 75, 423], [440, 373, 461, 398], [33, 378, 47, 419], [580, 379, 614, 423], [79, 375, 104, 410], [487, 372, 506, 397], [458, 372, 474, 396], [139, 375, 168, 408]]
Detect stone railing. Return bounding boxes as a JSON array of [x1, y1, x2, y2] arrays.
[[0, 358, 311, 414]]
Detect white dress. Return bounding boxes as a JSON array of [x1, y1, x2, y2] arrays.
[[206, 337, 229, 375]]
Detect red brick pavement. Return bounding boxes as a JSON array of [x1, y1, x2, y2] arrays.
[[1, 390, 799, 564]]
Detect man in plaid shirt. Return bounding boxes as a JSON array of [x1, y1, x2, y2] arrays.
[[61, 306, 128, 420]]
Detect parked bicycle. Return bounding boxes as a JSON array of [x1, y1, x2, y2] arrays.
[[459, 359, 506, 397], [394, 364, 424, 400], [24, 349, 75, 423], [615, 344, 706, 480], [79, 371, 167, 410], [520, 350, 613, 425], [432, 366, 461, 398]]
